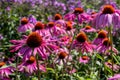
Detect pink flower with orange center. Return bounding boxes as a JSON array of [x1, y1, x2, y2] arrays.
[[96, 38, 118, 55], [17, 17, 34, 33], [64, 7, 91, 24], [80, 25, 96, 33], [93, 5, 120, 29], [92, 30, 107, 45], [79, 56, 90, 64], [0, 62, 14, 79], [18, 56, 46, 74], [10, 32, 59, 60], [73, 31, 94, 53]]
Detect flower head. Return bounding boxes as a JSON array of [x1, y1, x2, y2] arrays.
[[54, 14, 62, 20], [34, 21, 44, 30], [26, 32, 43, 48], [76, 31, 87, 43], [102, 5, 115, 14], [79, 56, 90, 64]]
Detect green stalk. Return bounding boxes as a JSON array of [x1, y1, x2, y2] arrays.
[[36, 54, 41, 80]]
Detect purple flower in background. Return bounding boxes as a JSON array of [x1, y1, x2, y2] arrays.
[[28, 15, 37, 24], [0, 34, 3, 40]]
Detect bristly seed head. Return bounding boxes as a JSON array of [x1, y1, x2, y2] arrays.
[[82, 56, 89, 60], [59, 52, 68, 59], [98, 30, 107, 38], [26, 56, 36, 64], [103, 38, 111, 46], [26, 32, 43, 48], [85, 26, 92, 30], [102, 5, 115, 14], [35, 21, 44, 30], [76, 31, 87, 43], [54, 14, 62, 20], [66, 21, 73, 30], [48, 22, 55, 28], [0, 62, 5, 67], [21, 17, 29, 25], [74, 8, 84, 14]]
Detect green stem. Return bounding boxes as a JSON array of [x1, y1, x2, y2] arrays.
[[36, 54, 41, 80]]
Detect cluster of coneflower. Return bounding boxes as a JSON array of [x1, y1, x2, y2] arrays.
[[0, 4, 120, 80]]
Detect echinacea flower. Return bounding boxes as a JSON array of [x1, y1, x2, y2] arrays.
[[0, 62, 14, 79], [73, 31, 94, 53], [96, 38, 118, 55], [79, 56, 90, 64], [93, 4, 120, 29], [108, 74, 120, 80], [17, 17, 34, 33], [18, 56, 46, 74], [10, 32, 58, 60], [47, 22, 66, 37], [55, 48, 72, 65], [80, 25, 96, 33], [33, 21, 50, 37], [64, 7, 91, 24], [93, 30, 107, 45]]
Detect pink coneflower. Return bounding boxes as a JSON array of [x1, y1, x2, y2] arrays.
[[73, 31, 94, 53], [92, 30, 107, 45], [18, 56, 46, 74], [17, 17, 34, 33], [105, 62, 120, 71], [64, 7, 91, 24], [0, 62, 14, 79], [93, 4, 120, 29], [79, 56, 90, 64], [65, 21, 75, 36], [33, 21, 49, 37], [10, 32, 58, 60], [80, 25, 96, 33], [47, 22, 66, 37], [55, 48, 72, 65], [108, 74, 120, 80], [96, 38, 118, 55]]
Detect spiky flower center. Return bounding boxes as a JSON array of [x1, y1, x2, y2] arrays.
[[48, 22, 55, 28], [27, 56, 36, 64], [102, 5, 115, 14], [35, 21, 44, 30], [76, 32, 87, 43], [66, 22, 73, 30], [103, 38, 111, 46], [0, 62, 5, 67], [85, 26, 92, 30], [59, 52, 68, 59], [82, 56, 89, 60], [98, 30, 107, 38], [74, 8, 84, 14], [26, 32, 43, 48], [21, 17, 29, 25], [54, 14, 62, 20]]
